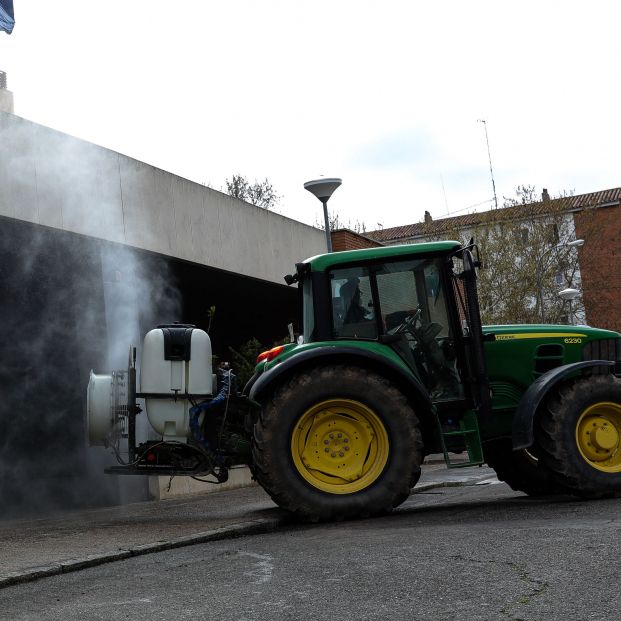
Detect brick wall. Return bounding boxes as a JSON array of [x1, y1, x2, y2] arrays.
[[331, 229, 383, 252], [574, 205, 621, 332]]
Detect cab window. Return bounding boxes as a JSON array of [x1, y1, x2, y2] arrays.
[[301, 277, 315, 342], [329, 266, 377, 340]]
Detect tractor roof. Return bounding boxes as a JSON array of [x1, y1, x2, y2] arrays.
[[304, 240, 462, 272]]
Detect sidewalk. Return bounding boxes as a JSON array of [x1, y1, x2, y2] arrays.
[[0, 460, 497, 588]]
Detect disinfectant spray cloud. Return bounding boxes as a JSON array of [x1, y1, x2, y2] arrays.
[[0, 112, 183, 517]]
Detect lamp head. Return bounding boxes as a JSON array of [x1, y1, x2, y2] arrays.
[[567, 239, 585, 248], [558, 288, 581, 301], [304, 178, 342, 202]]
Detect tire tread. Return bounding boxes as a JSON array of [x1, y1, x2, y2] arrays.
[[252, 365, 424, 521]]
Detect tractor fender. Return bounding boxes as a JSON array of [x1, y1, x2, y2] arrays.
[[512, 359, 619, 450], [248, 345, 433, 414]]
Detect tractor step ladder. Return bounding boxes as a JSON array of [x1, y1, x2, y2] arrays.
[[438, 409, 484, 468]]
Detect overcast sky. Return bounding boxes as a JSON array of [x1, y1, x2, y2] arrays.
[[1, 1, 620, 231]]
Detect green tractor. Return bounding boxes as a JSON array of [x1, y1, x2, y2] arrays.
[[87, 240, 621, 522], [246, 241, 621, 520]]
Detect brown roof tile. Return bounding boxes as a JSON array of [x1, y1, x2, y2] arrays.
[[367, 186, 621, 242]]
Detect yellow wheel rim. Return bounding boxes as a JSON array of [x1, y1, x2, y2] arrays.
[[291, 399, 390, 494], [575, 402, 621, 473]]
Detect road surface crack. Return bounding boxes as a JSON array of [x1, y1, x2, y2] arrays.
[[448, 555, 548, 620], [500, 562, 548, 620]]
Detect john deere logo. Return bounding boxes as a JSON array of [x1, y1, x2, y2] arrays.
[[495, 332, 586, 342]]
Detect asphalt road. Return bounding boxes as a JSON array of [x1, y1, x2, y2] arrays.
[[2, 482, 620, 621]]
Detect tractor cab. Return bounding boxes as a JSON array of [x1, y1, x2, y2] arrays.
[[310, 253, 464, 401], [253, 241, 491, 468]]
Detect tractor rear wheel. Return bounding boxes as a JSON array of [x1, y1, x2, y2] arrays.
[[535, 375, 621, 497], [252, 365, 423, 521], [484, 439, 568, 496]]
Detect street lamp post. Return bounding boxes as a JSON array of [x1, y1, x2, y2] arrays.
[[558, 288, 581, 325], [304, 178, 342, 253], [536, 239, 584, 323]]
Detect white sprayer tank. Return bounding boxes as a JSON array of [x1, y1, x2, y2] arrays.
[[140, 325, 213, 440]]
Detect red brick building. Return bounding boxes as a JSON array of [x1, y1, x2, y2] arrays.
[[330, 229, 382, 252], [574, 194, 621, 333]]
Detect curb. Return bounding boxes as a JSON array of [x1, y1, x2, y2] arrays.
[[0, 517, 287, 590], [0, 475, 495, 590]]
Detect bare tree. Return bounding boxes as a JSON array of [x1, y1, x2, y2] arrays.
[[225, 174, 280, 210], [314, 211, 368, 234], [502, 184, 574, 208], [422, 186, 583, 325], [472, 211, 582, 325]]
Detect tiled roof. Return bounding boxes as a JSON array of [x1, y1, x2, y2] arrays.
[[367, 186, 621, 243]]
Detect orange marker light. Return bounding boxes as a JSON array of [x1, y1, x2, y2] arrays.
[[256, 345, 285, 364]]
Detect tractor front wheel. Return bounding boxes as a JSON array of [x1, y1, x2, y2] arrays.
[[535, 375, 621, 497], [252, 365, 423, 521]]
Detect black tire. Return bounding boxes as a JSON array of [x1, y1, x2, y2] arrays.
[[484, 439, 568, 496], [535, 375, 621, 497], [252, 365, 423, 522]]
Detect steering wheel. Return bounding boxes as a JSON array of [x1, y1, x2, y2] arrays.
[[391, 306, 422, 337]]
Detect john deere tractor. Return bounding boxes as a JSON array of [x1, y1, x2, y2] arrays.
[[87, 241, 621, 521]]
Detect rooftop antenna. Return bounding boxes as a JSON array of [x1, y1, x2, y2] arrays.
[[440, 173, 449, 214], [478, 119, 498, 210]]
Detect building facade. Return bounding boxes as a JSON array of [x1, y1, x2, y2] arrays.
[[0, 111, 326, 516]]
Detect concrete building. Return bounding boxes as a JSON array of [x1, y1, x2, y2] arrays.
[[0, 110, 326, 516]]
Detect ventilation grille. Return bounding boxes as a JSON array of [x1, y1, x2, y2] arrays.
[[582, 339, 621, 375], [534, 343, 564, 378], [582, 338, 621, 362], [490, 381, 523, 408]]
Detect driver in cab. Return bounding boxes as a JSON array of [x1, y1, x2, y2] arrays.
[[340, 278, 370, 323]]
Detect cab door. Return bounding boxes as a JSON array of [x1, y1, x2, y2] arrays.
[[373, 257, 464, 402]]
